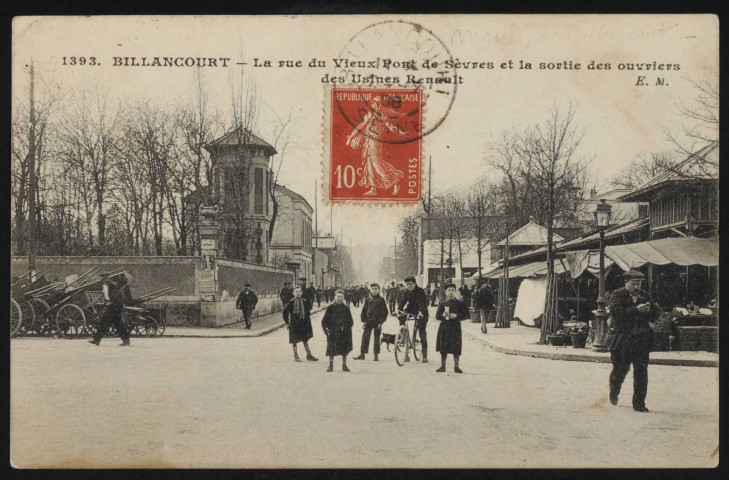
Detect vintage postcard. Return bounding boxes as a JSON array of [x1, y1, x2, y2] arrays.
[[10, 15, 719, 469]]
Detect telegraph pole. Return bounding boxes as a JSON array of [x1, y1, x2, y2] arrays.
[[313, 179, 317, 286], [28, 60, 37, 272], [394, 237, 398, 280]]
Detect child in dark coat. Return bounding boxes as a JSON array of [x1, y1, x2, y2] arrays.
[[435, 283, 469, 373], [282, 286, 318, 363], [321, 289, 354, 372]]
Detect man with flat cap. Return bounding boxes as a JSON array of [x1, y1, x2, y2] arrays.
[[608, 269, 660, 412], [89, 273, 130, 346], [236, 283, 258, 329]]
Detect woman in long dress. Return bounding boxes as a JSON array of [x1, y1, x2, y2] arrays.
[[345, 96, 406, 196], [435, 283, 470, 373]]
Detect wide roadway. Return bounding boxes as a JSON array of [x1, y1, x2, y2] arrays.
[[11, 304, 719, 468]]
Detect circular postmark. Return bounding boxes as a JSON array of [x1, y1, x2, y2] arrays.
[[333, 20, 458, 144]]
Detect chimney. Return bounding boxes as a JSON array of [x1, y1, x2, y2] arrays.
[[590, 187, 597, 198]]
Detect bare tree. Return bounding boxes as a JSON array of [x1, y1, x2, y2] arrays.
[[662, 76, 718, 176], [514, 105, 591, 344], [610, 151, 677, 190], [265, 106, 298, 246], [56, 88, 122, 253], [464, 179, 499, 280]]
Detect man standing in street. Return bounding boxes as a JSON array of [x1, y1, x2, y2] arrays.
[[280, 282, 293, 307], [353, 283, 388, 361], [608, 269, 660, 413], [473, 280, 494, 334], [89, 273, 130, 346], [398, 276, 430, 363], [385, 280, 398, 315], [236, 283, 258, 329], [298, 277, 316, 313]]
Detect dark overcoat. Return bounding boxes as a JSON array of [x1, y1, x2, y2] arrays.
[[608, 287, 659, 352], [321, 302, 354, 356], [435, 298, 469, 355], [283, 297, 314, 344]]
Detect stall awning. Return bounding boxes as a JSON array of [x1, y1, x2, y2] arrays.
[[605, 236, 719, 271], [484, 254, 614, 279]]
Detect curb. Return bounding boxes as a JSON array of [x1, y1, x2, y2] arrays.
[[464, 329, 719, 368], [137, 305, 329, 339]]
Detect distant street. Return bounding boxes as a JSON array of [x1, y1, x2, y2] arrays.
[[11, 305, 719, 468]]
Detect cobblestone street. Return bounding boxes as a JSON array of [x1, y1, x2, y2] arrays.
[[10, 306, 719, 468]]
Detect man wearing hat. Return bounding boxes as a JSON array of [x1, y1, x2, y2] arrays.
[[473, 280, 494, 334], [89, 273, 130, 346], [280, 282, 293, 306], [608, 269, 660, 413], [236, 283, 258, 329]]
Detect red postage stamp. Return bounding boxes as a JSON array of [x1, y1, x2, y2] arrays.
[[327, 87, 422, 202]]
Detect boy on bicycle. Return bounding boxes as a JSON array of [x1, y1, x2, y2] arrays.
[[395, 276, 430, 363]]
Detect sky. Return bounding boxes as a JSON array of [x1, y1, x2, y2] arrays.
[[12, 15, 719, 263]]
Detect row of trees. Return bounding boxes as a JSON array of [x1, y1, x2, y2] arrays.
[[12, 67, 293, 259]]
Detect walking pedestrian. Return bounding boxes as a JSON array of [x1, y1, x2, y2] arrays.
[[236, 283, 258, 329], [316, 286, 323, 307], [435, 283, 469, 373], [282, 286, 319, 362], [473, 280, 494, 334], [322, 289, 354, 372], [89, 273, 130, 346], [398, 276, 430, 363], [353, 283, 388, 361], [430, 285, 439, 307], [608, 269, 659, 412]]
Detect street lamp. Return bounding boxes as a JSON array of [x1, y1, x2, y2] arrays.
[[592, 199, 612, 352]]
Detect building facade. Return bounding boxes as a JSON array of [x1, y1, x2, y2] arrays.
[[205, 128, 276, 264], [270, 185, 314, 282]]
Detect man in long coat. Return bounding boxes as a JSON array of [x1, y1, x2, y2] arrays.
[[608, 269, 660, 412], [236, 283, 258, 329], [321, 289, 354, 372]]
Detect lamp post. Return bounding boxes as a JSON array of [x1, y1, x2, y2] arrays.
[[592, 198, 612, 352]]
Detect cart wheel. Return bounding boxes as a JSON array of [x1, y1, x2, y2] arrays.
[[394, 326, 409, 367], [20, 301, 36, 336], [10, 298, 22, 337], [27, 298, 50, 335], [56, 304, 86, 339], [143, 317, 158, 337], [133, 324, 144, 337], [155, 322, 165, 336]]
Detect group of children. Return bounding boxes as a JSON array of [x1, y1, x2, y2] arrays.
[[281, 279, 467, 373]]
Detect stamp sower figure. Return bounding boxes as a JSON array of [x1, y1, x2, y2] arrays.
[[608, 269, 659, 413], [282, 286, 319, 362], [435, 283, 469, 373], [398, 276, 430, 363], [236, 283, 258, 329], [353, 282, 388, 361], [322, 289, 354, 372], [89, 273, 130, 346], [345, 96, 406, 196]]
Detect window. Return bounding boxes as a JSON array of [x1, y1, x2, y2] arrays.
[[254, 168, 264, 214], [264, 169, 269, 215]]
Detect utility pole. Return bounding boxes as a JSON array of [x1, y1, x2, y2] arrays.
[[28, 60, 37, 273], [394, 237, 398, 280], [313, 179, 317, 286]]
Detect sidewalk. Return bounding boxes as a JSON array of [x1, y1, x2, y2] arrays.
[[461, 320, 718, 368], [163, 303, 330, 338]]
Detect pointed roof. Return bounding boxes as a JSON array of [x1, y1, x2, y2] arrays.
[[618, 143, 718, 202], [205, 127, 277, 155], [497, 216, 564, 246]]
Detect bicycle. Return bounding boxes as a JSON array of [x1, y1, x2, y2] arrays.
[[392, 312, 422, 366]]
